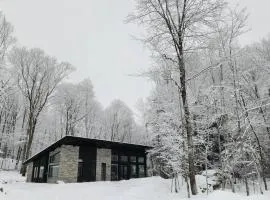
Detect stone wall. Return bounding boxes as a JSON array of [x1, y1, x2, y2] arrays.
[[146, 154, 152, 177], [47, 145, 79, 183], [58, 145, 79, 183], [96, 148, 111, 181], [26, 162, 33, 182]]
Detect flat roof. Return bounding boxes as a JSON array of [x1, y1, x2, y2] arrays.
[[23, 136, 151, 165]]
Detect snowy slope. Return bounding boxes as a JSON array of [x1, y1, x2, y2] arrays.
[[0, 171, 269, 200]]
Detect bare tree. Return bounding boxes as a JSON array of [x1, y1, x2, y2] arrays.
[[8, 47, 74, 175], [128, 0, 229, 195], [54, 83, 83, 137], [0, 12, 15, 65], [104, 100, 135, 143], [0, 12, 15, 104]]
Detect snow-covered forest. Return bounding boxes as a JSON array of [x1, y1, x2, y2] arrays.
[[0, 0, 270, 199], [127, 0, 270, 197], [0, 11, 147, 172]]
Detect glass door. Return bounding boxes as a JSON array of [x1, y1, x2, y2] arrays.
[[119, 164, 128, 180]]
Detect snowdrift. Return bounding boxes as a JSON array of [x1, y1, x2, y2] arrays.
[[0, 171, 269, 200]]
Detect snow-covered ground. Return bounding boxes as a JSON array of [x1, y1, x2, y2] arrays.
[[0, 170, 269, 200]]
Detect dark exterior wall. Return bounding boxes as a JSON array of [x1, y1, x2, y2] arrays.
[[30, 154, 49, 183], [78, 145, 96, 182]]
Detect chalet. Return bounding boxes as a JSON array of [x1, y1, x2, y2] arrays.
[[23, 136, 151, 183]]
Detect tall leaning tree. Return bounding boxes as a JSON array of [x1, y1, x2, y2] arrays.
[[9, 47, 74, 175], [128, 0, 228, 195]]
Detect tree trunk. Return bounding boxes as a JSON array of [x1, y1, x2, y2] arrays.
[[20, 142, 27, 175], [20, 115, 36, 176], [240, 94, 268, 191], [178, 56, 198, 195], [231, 179, 235, 193], [185, 176, 191, 198], [15, 146, 22, 170], [245, 177, 250, 196]]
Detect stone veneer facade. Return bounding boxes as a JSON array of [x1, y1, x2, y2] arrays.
[[26, 162, 33, 182], [96, 148, 111, 181], [26, 143, 148, 183], [47, 145, 79, 183], [58, 145, 79, 183]]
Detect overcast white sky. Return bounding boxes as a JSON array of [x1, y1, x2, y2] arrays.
[[0, 0, 270, 111]]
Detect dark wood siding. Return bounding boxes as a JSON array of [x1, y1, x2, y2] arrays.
[[77, 146, 97, 182], [31, 153, 49, 183]]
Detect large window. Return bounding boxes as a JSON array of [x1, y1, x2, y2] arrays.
[[130, 165, 137, 178], [112, 154, 118, 162], [48, 152, 60, 177], [138, 165, 145, 178], [119, 165, 128, 180], [48, 165, 59, 177], [39, 166, 44, 178], [130, 156, 136, 163], [120, 155, 128, 162], [33, 167, 39, 178], [111, 164, 118, 181], [49, 152, 60, 163], [138, 157, 145, 164], [111, 151, 146, 180]]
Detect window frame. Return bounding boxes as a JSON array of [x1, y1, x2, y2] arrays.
[[39, 166, 44, 178], [112, 154, 118, 162], [120, 155, 128, 163], [138, 156, 145, 164], [138, 164, 145, 178], [48, 152, 60, 178], [130, 156, 137, 163], [130, 164, 137, 178], [111, 163, 118, 181]]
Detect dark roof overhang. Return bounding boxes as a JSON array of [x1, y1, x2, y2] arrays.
[[23, 136, 152, 165]]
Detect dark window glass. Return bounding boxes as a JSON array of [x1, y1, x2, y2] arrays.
[[112, 154, 118, 162], [138, 157, 145, 163], [120, 155, 128, 162], [130, 156, 136, 163], [138, 165, 145, 178], [48, 165, 59, 177], [34, 167, 38, 178], [48, 152, 60, 178], [111, 164, 118, 181], [130, 165, 137, 178], [39, 166, 44, 178], [49, 152, 60, 164], [119, 165, 128, 180]]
